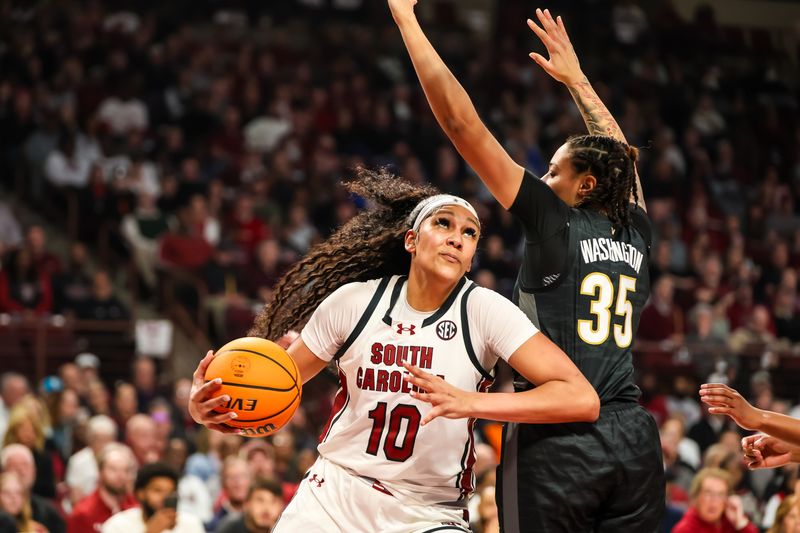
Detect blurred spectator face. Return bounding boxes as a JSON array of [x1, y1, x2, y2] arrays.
[[69, 242, 88, 268], [235, 196, 254, 220], [137, 476, 176, 518], [245, 485, 284, 531], [1, 446, 35, 491], [173, 378, 191, 415], [653, 276, 674, 304], [181, 158, 200, 181], [1, 374, 29, 408], [773, 242, 789, 269], [223, 458, 252, 506], [692, 305, 714, 336], [59, 363, 83, 395], [164, 438, 189, 474], [88, 380, 111, 415], [92, 271, 114, 300], [246, 445, 276, 479], [10, 417, 37, 449], [58, 389, 80, 422], [87, 416, 117, 454], [133, 358, 156, 393], [486, 235, 504, 260], [695, 476, 729, 523], [474, 270, 497, 290], [114, 382, 138, 422], [0, 472, 25, 516], [126, 414, 160, 465], [256, 240, 280, 271], [25, 225, 46, 254], [100, 447, 135, 496], [750, 306, 771, 334]]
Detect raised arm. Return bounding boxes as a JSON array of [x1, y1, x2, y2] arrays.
[[388, 0, 524, 209], [527, 8, 646, 211]]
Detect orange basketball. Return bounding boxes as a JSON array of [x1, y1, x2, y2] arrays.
[[204, 337, 301, 438]]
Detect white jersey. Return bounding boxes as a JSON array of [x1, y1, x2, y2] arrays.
[[301, 275, 538, 506]]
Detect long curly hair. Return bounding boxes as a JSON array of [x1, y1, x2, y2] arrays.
[[566, 135, 639, 227], [249, 167, 439, 340]]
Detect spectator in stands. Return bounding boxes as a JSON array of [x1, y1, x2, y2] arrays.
[[638, 274, 685, 344], [24, 225, 61, 276], [101, 462, 204, 533], [0, 444, 64, 533], [121, 191, 171, 291], [0, 202, 22, 256], [2, 400, 56, 499], [125, 414, 162, 466], [213, 477, 285, 533], [68, 443, 138, 533], [87, 380, 112, 417], [48, 387, 81, 461], [53, 242, 94, 314], [0, 248, 54, 315], [44, 130, 101, 189], [227, 194, 271, 262], [112, 382, 139, 431], [241, 441, 277, 483], [133, 357, 162, 412], [240, 239, 286, 305], [75, 269, 130, 320], [673, 468, 757, 533], [208, 456, 252, 531], [0, 471, 46, 533], [65, 415, 118, 505], [164, 437, 212, 524], [0, 372, 29, 444], [729, 305, 781, 356], [767, 494, 800, 533], [773, 285, 800, 344]]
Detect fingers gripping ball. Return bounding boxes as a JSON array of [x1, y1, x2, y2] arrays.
[[205, 337, 301, 437]]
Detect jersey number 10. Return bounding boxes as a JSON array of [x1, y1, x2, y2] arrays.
[[366, 402, 421, 462], [577, 273, 637, 348]]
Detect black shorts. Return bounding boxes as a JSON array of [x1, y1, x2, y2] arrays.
[[497, 404, 665, 533]]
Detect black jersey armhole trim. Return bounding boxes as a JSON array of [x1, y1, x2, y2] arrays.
[[422, 276, 467, 328], [460, 283, 494, 380], [333, 276, 392, 361], [381, 276, 408, 325], [516, 213, 579, 295]]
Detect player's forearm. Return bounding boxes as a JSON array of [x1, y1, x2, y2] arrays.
[[755, 411, 800, 448], [469, 380, 599, 424], [566, 76, 627, 143], [394, 13, 482, 141]]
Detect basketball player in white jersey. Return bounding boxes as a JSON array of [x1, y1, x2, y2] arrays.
[[189, 169, 600, 532]]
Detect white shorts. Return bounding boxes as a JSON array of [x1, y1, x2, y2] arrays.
[[273, 457, 470, 533]]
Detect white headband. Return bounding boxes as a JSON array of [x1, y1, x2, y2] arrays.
[[408, 194, 480, 233]]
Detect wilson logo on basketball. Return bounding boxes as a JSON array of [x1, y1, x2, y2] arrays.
[[436, 320, 457, 340], [230, 356, 251, 378], [240, 423, 277, 436]]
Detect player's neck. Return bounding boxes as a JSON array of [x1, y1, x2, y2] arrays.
[[406, 270, 459, 311]]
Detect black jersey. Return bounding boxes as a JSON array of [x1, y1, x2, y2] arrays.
[[509, 170, 652, 405]]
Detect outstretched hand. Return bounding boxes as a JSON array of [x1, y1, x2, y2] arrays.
[[188, 350, 241, 434], [388, 0, 418, 22], [403, 363, 475, 425], [741, 434, 794, 470], [527, 8, 583, 86], [699, 383, 762, 431]]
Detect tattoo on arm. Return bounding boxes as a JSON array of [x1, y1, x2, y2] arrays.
[[567, 78, 626, 142]]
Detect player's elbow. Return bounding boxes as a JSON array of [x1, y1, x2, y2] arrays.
[[578, 386, 601, 422]]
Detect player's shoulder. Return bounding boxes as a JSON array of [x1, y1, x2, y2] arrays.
[[464, 283, 518, 311]]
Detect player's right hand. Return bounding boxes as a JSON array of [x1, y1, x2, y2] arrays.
[[741, 434, 793, 470], [388, 0, 418, 22], [188, 350, 241, 434]]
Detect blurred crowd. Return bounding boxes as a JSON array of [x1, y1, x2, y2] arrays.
[[0, 0, 799, 531]]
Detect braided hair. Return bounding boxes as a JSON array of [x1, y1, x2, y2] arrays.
[[249, 167, 440, 340], [566, 135, 639, 228]]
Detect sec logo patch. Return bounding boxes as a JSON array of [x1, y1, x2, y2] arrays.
[[436, 320, 457, 340]]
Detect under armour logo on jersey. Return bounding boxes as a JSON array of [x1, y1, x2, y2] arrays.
[[309, 474, 325, 487], [436, 320, 457, 340], [396, 323, 416, 335]]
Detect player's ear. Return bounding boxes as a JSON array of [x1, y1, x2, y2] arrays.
[[578, 173, 596, 199], [404, 229, 417, 254]]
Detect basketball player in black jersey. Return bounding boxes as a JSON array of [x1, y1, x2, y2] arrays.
[[390, 2, 664, 531]]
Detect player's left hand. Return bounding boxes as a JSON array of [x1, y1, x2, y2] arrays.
[[403, 363, 474, 425], [699, 383, 763, 430], [526, 8, 583, 86]]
